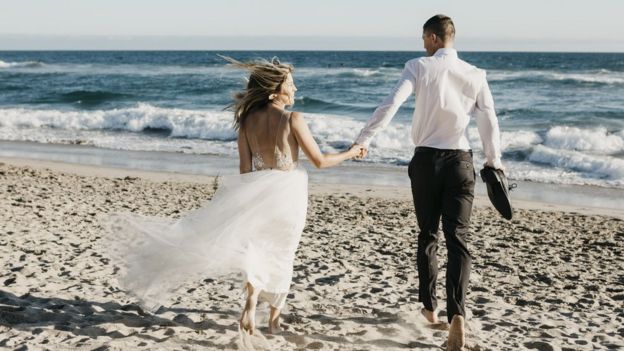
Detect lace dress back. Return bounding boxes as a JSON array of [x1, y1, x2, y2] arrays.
[[246, 110, 297, 171]]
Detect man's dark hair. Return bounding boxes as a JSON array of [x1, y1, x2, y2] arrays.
[[423, 14, 455, 42]]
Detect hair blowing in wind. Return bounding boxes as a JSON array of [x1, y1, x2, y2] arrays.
[[219, 55, 294, 131]]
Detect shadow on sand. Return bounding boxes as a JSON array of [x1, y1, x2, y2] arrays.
[[0, 290, 240, 348], [0, 290, 443, 349]]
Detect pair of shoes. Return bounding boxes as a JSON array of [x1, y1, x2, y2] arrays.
[[480, 166, 515, 220]]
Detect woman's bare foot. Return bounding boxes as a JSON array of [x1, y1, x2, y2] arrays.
[[240, 283, 259, 335], [239, 310, 254, 334], [421, 308, 439, 323], [447, 314, 465, 351], [268, 320, 282, 334], [239, 303, 257, 334], [267, 306, 282, 334]]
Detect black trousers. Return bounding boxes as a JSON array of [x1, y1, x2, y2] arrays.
[[408, 146, 474, 323]]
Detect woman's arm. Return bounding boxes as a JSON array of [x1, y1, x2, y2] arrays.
[[238, 126, 253, 174], [291, 112, 362, 169]]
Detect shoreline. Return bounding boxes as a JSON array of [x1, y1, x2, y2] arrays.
[[1, 139, 624, 217], [1, 154, 623, 220]]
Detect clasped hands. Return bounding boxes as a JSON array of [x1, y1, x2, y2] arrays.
[[349, 144, 368, 160]]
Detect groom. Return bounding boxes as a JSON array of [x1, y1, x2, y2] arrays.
[[354, 14, 504, 350]]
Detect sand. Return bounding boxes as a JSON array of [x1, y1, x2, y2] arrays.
[[1, 158, 623, 350]]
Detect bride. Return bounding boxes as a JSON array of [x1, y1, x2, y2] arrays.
[[103, 56, 363, 336]]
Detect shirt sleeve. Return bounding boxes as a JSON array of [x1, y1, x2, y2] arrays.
[[355, 62, 417, 147], [474, 76, 504, 170]]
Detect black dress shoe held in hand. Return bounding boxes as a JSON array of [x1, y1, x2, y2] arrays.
[[480, 166, 515, 220]]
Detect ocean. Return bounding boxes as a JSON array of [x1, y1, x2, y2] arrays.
[[1, 51, 623, 188]]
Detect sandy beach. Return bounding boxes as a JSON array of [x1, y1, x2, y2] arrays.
[[1, 157, 623, 350]]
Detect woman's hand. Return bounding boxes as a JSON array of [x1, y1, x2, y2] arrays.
[[291, 112, 367, 168]]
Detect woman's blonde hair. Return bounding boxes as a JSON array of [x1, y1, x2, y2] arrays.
[[220, 55, 294, 131]]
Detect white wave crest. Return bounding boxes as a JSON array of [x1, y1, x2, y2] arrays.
[[0, 60, 43, 69], [501, 130, 542, 150], [0, 103, 236, 140], [529, 145, 624, 180], [487, 69, 624, 85], [290, 112, 413, 162], [467, 128, 542, 151], [295, 67, 398, 80], [3, 105, 624, 187], [0, 103, 408, 146], [352, 68, 382, 77], [0, 104, 415, 163], [543, 126, 624, 154]]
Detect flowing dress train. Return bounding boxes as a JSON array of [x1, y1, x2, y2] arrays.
[[102, 111, 307, 312]]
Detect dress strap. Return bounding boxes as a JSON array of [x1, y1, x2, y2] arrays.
[[272, 110, 288, 164], [244, 119, 261, 157]]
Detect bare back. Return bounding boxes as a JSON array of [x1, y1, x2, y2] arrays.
[[240, 107, 299, 172]]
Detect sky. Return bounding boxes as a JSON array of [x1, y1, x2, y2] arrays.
[[1, 0, 623, 51]]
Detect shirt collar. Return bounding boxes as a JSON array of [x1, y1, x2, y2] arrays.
[[433, 48, 458, 58]]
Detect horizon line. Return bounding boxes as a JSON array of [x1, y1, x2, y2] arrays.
[[1, 34, 622, 53], [1, 49, 624, 54]]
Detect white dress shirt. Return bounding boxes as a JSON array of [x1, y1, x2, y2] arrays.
[[355, 48, 503, 169]]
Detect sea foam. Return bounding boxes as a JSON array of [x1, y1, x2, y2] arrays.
[[1, 104, 624, 187], [543, 126, 624, 154], [487, 69, 624, 85], [529, 144, 624, 180], [0, 60, 43, 69], [0, 103, 237, 141]]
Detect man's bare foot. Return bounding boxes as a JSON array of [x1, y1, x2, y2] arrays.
[[421, 308, 438, 323], [420, 308, 449, 330], [447, 314, 465, 351], [239, 291, 258, 335]]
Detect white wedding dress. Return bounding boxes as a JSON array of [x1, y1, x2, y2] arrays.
[[102, 111, 308, 312]]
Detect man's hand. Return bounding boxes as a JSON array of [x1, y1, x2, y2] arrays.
[[484, 161, 506, 173], [355, 146, 368, 160]]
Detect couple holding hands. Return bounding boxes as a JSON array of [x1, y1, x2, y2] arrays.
[[106, 14, 504, 351]]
